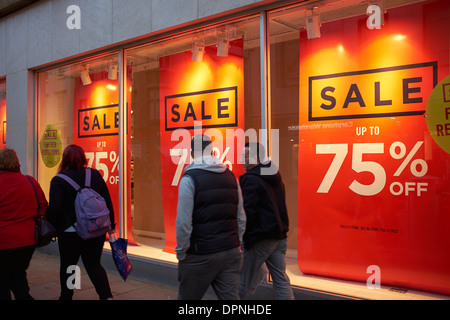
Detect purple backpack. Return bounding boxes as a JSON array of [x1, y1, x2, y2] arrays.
[[57, 168, 111, 239]]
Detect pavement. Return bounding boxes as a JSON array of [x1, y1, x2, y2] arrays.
[[26, 249, 181, 300], [15, 250, 446, 320], [23, 247, 353, 301]]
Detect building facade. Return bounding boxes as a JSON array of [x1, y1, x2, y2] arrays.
[[1, 0, 449, 299]]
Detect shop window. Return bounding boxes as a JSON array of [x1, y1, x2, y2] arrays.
[[268, 13, 301, 252], [37, 53, 121, 228], [0, 80, 5, 149], [126, 16, 261, 257], [269, 0, 450, 297]]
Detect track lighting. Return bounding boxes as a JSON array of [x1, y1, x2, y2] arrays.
[[108, 63, 118, 80], [305, 8, 321, 39], [192, 38, 205, 62], [80, 66, 92, 85], [217, 36, 230, 57]]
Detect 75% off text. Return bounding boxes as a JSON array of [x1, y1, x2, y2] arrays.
[[316, 140, 428, 197]]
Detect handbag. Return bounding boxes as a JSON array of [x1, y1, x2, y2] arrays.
[[26, 176, 56, 247], [109, 231, 132, 281]]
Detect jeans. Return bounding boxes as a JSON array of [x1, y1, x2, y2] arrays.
[[178, 247, 243, 300], [239, 238, 294, 300], [58, 232, 112, 300], [0, 245, 35, 300]]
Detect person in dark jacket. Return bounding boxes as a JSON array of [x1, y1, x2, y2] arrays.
[[175, 134, 246, 300], [238, 142, 294, 300], [46, 144, 115, 300]]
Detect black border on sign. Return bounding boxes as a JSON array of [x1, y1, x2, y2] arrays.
[[308, 61, 438, 121], [78, 104, 119, 138], [164, 86, 238, 131]]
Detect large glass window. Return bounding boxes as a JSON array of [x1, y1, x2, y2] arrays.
[[0, 80, 5, 149], [126, 16, 261, 257], [33, 0, 450, 298], [269, 10, 301, 252], [269, 0, 450, 297], [37, 53, 121, 226]]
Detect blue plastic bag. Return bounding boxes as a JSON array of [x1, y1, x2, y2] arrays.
[[109, 232, 132, 281]]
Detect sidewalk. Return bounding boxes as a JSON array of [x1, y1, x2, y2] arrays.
[[19, 250, 441, 320], [23, 247, 450, 301], [27, 243, 360, 301], [27, 250, 181, 300]]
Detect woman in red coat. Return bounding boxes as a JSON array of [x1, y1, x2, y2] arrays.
[[0, 148, 48, 300]]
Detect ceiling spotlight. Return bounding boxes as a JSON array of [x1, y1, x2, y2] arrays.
[[217, 36, 230, 57], [80, 66, 92, 85], [305, 8, 321, 39], [108, 63, 118, 80], [192, 40, 205, 62]]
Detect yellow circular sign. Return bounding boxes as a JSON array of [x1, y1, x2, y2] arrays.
[[39, 124, 62, 168], [426, 74, 450, 154]]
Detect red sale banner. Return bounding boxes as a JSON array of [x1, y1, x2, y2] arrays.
[[74, 70, 134, 243], [160, 39, 245, 253], [298, 0, 450, 295]]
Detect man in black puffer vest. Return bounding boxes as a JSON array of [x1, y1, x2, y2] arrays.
[[175, 135, 246, 300]]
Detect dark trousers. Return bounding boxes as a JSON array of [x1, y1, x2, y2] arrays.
[[58, 232, 112, 300], [178, 247, 242, 300], [0, 245, 35, 300]]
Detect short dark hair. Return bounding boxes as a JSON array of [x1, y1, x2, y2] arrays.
[[191, 135, 212, 159], [59, 144, 87, 173]]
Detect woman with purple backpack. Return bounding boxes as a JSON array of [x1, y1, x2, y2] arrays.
[[47, 144, 116, 300]]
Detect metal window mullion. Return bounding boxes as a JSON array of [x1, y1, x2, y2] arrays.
[[260, 10, 271, 158], [117, 48, 127, 239]]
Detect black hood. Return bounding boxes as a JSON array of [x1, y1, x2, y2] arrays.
[[243, 161, 281, 186]]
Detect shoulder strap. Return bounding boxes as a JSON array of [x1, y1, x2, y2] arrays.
[[85, 167, 91, 188], [26, 175, 41, 216], [57, 173, 81, 191]]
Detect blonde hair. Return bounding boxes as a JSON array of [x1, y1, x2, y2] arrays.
[[0, 148, 21, 170]]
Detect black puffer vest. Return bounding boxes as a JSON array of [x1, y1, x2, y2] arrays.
[[184, 168, 240, 254]]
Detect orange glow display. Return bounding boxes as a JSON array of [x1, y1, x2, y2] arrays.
[[298, 0, 450, 295], [160, 39, 245, 253]]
